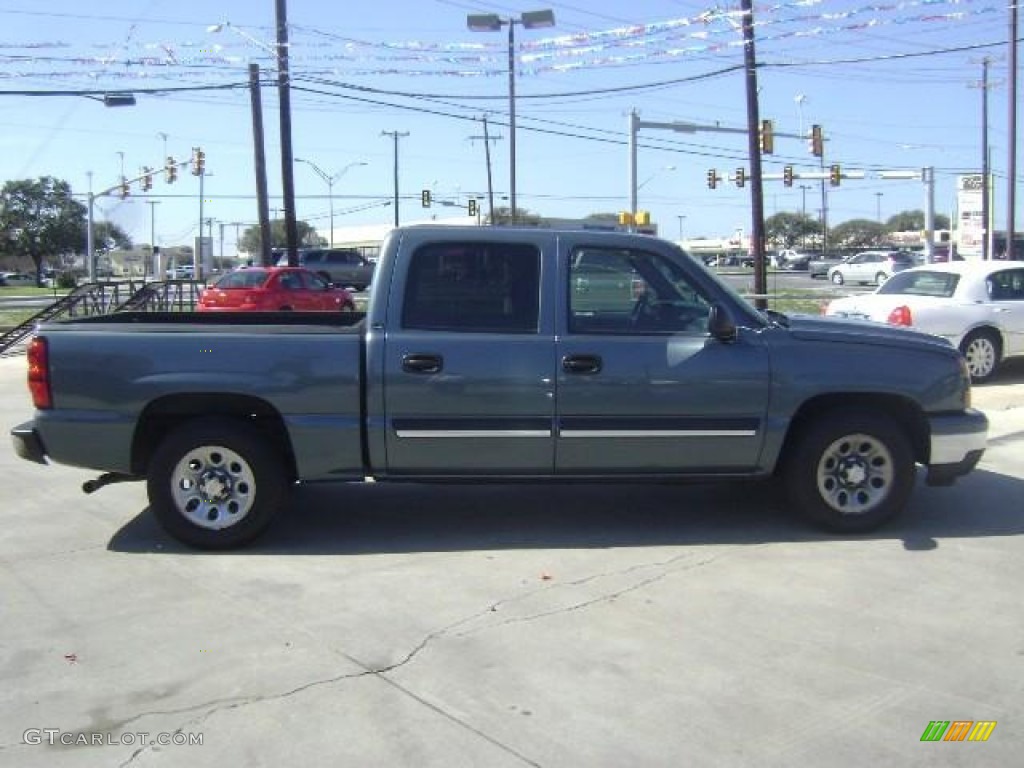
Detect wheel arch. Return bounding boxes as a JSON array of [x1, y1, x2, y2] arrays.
[[777, 393, 930, 470], [131, 394, 298, 480], [958, 324, 1004, 355]]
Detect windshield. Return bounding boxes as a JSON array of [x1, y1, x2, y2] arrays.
[[877, 270, 959, 297]]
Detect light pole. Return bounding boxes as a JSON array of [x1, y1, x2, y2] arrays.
[[875, 192, 884, 224], [677, 215, 686, 241], [295, 159, 367, 247], [468, 9, 555, 225]]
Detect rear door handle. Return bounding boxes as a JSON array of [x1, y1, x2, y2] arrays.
[[562, 354, 602, 374], [402, 354, 443, 374]]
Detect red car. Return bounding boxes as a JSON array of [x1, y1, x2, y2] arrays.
[[197, 267, 356, 313]]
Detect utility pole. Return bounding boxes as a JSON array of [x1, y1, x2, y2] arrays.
[[1009, 2, 1019, 257], [275, 0, 299, 266], [981, 57, 990, 260], [469, 115, 502, 225], [740, 0, 768, 309], [146, 200, 160, 279], [249, 63, 273, 266], [381, 130, 409, 227]]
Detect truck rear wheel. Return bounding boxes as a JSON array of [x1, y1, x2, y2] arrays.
[[785, 411, 914, 533], [147, 419, 287, 549]]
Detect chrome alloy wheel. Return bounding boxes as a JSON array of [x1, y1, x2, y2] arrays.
[[170, 445, 255, 530], [815, 432, 895, 515]]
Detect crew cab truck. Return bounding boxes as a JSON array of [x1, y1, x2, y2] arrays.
[[12, 226, 988, 549]]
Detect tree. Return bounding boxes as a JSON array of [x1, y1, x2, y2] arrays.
[[238, 219, 321, 256], [490, 207, 542, 226], [0, 177, 86, 282], [884, 209, 951, 233], [765, 212, 819, 249], [91, 220, 132, 256], [830, 219, 886, 249]]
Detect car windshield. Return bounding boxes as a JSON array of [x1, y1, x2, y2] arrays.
[[877, 270, 959, 297], [213, 269, 272, 289]]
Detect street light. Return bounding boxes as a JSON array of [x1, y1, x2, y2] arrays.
[[468, 9, 555, 225], [637, 165, 676, 191], [295, 159, 368, 247]]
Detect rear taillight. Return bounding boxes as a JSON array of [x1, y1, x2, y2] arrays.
[[27, 336, 52, 409], [887, 305, 912, 326]]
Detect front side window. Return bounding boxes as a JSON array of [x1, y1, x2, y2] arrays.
[[569, 247, 711, 334], [402, 242, 540, 333]]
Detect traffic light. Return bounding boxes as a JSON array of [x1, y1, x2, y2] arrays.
[[735, 168, 746, 188], [706, 169, 717, 189], [165, 156, 177, 184], [759, 119, 774, 154], [635, 210, 650, 226], [191, 147, 205, 176], [783, 165, 794, 187], [118, 177, 130, 199], [829, 164, 842, 186], [618, 211, 634, 226], [468, 198, 477, 217], [810, 124, 824, 157], [141, 167, 153, 191], [421, 189, 431, 207]]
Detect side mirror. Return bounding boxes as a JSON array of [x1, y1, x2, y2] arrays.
[[707, 303, 737, 343]]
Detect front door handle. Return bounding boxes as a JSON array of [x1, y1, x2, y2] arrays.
[[402, 354, 443, 374], [562, 354, 602, 374]]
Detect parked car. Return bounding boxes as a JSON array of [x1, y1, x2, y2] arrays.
[[808, 253, 848, 279], [277, 248, 375, 290], [827, 250, 916, 286], [824, 260, 1024, 383], [0, 272, 37, 287], [780, 253, 811, 271], [197, 266, 355, 313], [165, 264, 195, 280]]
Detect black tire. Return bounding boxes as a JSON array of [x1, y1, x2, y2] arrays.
[[830, 271, 844, 285], [874, 272, 888, 286], [784, 410, 914, 533], [959, 329, 1001, 384], [147, 418, 288, 549]]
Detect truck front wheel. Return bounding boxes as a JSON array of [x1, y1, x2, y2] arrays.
[[785, 411, 914, 533], [147, 419, 287, 549]]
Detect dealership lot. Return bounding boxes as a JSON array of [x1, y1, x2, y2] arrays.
[[1, 354, 1022, 767]]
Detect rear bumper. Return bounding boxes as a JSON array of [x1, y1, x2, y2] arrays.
[[11, 421, 48, 465], [926, 409, 988, 486]]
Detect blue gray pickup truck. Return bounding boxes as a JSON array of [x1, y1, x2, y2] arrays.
[[12, 226, 988, 548]]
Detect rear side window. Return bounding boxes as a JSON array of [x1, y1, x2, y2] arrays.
[[878, 270, 958, 297], [214, 270, 271, 289], [402, 242, 540, 333], [326, 251, 361, 265]]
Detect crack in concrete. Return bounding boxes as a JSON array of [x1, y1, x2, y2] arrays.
[[116, 546, 744, 767]]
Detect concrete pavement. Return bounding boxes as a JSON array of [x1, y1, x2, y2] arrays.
[[1, 354, 1021, 767]]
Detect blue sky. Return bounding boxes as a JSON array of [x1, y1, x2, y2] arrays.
[[0, 0, 1018, 253]]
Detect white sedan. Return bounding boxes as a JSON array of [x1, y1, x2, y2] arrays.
[[824, 260, 1024, 383]]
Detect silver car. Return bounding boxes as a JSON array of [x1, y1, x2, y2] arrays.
[[827, 250, 916, 286]]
